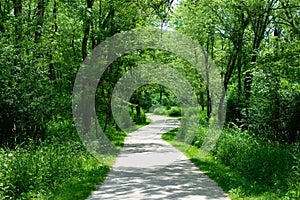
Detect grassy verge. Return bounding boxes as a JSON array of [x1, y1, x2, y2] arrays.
[[162, 129, 300, 200], [48, 166, 109, 200], [48, 117, 152, 199], [0, 117, 152, 200], [0, 138, 110, 200]]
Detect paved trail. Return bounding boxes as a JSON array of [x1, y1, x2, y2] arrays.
[[87, 115, 230, 200]]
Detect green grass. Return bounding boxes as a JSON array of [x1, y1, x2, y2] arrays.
[[162, 129, 300, 200], [0, 116, 152, 200], [48, 166, 109, 200], [0, 139, 109, 200], [48, 118, 152, 199]]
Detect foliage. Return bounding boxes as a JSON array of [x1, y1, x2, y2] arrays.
[[167, 106, 181, 117], [213, 127, 300, 198], [1, 0, 300, 198], [132, 108, 147, 125], [163, 128, 300, 199], [0, 138, 109, 199], [245, 42, 300, 143], [0, 40, 55, 147], [172, 0, 300, 145], [153, 106, 167, 115]]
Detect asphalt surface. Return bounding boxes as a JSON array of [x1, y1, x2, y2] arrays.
[[87, 115, 230, 200]]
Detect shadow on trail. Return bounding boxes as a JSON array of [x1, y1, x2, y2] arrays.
[[87, 115, 229, 200], [88, 159, 228, 200]]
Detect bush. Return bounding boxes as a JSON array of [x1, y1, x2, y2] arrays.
[[132, 108, 146, 125], [213, 128, 300, 195], [128, 106, 146, 125], [225, 92, 245, 126], [246, 69, 300, 143], [192, 126, 207, 148], [0, 138, 108, 199], [148, 104, 161, 113], [167, 106, 181, 117], [153, 107, 167, 115], [176, 107, 201, 144]]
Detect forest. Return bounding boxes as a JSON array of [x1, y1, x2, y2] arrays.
[[0, 0, 299, 199]]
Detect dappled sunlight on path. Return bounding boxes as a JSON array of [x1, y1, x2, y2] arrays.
[[87, 115, 230, 200]]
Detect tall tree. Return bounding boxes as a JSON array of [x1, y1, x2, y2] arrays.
[[12, 0, 22, 43], [34, 0, 45, 43]]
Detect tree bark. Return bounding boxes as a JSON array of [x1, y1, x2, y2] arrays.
[[12, 0, 22, 43], [82, 0, 94, 60], [244, 0, 275, 100], [49, 0, 57, 81], [34, 0, 45, 44]]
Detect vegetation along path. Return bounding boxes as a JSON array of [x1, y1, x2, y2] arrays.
[[87, 115, 230, 200]]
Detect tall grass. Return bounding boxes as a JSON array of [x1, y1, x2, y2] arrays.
[[0, 112, 151, 199], [213, 128, 300, 198], [162, 110, 300, 199], [0, 137, 109, 199]]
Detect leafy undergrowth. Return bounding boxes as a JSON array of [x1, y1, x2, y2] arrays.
[[162, 129, 300, 200], [153, 106, 182, 117], [0, 117, 151, 199], [0, 138, 110, 199], [48, 167, 109, 200]]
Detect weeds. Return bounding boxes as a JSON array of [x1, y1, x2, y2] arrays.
[[0, 138, 109, 199], [163, 127, 300, 199], [0, 113, 151, 199]]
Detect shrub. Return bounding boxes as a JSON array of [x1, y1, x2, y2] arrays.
[[177, 107, 201, 144], [153, 107, 167, 115], [167, 106, 181, 117], [132, 108, 146, 124], [0, 138, 108, 199], [213, 128, 300, 194], [192, 126, 207, 148], [148, 104, 161, 113], [246, 69, 300, 143]]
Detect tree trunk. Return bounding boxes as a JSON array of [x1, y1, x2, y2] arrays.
[[200, 92, 204, 111], [244, 1, 274, 100], [237, 55, 242, 95], [205, 33, 212, 121], [34, 0, 45, 44], [91, 21, 96, 49], [159, 86, 163, 104], [49, 0, 57, 81], [205, 54, 211, 121], [12, 0, 22, 43], [82, 0, 94, 60], [136, 100, 141, 117]]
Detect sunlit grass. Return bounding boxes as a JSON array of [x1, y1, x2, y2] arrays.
[[162, 129, 300, 200], [48, 166, 109, 200], [0, 116, 152, 200]]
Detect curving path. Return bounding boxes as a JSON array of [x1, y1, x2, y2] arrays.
[[87, 115, 230, 200]]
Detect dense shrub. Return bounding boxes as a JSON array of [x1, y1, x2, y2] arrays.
[[239, 68, 300, 144], [133, 109, 146, 125], [176, 107, 202, 144], [225, 92, 245, 126], [148, 104, 161, 113], [213, 128, 300, 196], [0, 138, 108, 199], [192, 126, 207, 148], [167, 106, 181, 117], [153, 107, 167, 115], [129, 107, 146, 125], [0, 41, 74, 148]]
